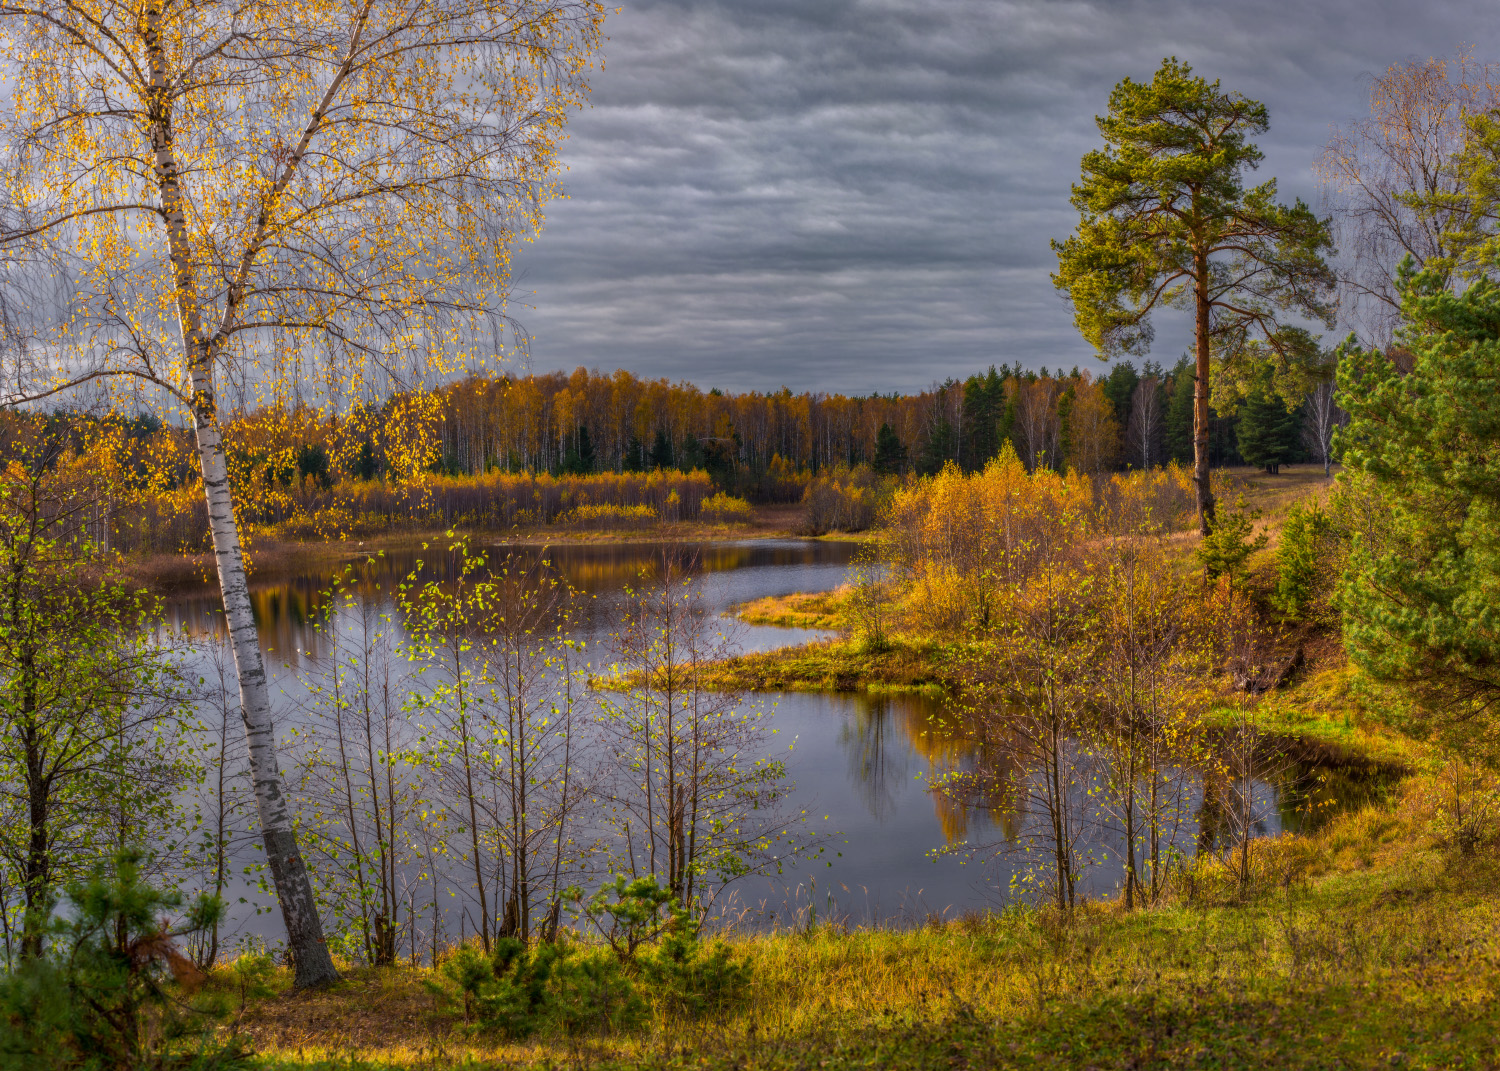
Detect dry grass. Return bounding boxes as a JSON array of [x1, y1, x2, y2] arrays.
[[733, 586, 851, 629], [1225, 464, 1340, 521], [233, 967, 453, 1055]]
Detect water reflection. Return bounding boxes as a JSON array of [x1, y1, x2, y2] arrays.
[[836, 694, 1020, 844], [162, 538, 861, 665], [159, 538, 1398, 931]]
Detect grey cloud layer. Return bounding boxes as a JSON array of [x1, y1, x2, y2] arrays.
[[508, 0, 1500, 393]]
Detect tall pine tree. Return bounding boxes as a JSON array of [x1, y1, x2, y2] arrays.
[[1054, 58, 1334, 532]]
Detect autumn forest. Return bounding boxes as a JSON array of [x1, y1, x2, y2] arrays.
[[0, 4, 1496, 1071]]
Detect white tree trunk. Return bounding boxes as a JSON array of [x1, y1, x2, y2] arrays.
[[143, 3, 338, 987], [189, 384, 341, 989]]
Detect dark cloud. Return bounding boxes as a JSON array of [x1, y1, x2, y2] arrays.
[[508, 0, 1500, 392]]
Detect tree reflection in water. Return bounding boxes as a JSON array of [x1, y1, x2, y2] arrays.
[[838, 691, 1399, 899], [149, 539, 1402, 926]]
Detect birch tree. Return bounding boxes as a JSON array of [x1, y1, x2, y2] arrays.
[[598, 553, 800, 911], [1091, 501, 1210, 907], [0, 0, 604, 987], [294, 567, 424, 967], [183, 635, 257, 972], [1318, 51, 1500, 343], [1301, 374, 1345, 478], [469, 555, 594, 944], [0, 439, 194, 957], [1125, 373, 1164, 470], [944, 476, 1099, 912]]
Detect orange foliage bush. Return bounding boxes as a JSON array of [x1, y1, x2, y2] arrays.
[[882, 446, 1197, 633]]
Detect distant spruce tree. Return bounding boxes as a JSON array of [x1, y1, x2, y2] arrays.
[[700, 434, 738, 488], [354, 434, 380, 480], [1165, 356, 1197, 464], [564, 425, 596, 474], [873, 422, 908, 475], [997, 368, 1018, 452], [1210, 410, 1243, 467], [1056, 379, 1076, 469], [960, 371, 999, 471], [578, 425, 596, 471], [918, 416, 957, 476], [649, 428, 674, 470], [296, 442, 331, 487], [623, 435, 646, 472], [1103, 360, 1139, 421], [1235, 388, 1300, 473]]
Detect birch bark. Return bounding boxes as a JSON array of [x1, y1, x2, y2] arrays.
[[189, 389, 340, 989], [143, 7, 338, 989]]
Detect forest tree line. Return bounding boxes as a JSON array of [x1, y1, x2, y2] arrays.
[[12, 354, 1341, 515], [276, 356, 1341, 485]]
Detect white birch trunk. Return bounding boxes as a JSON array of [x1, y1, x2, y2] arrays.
[[144, 6, 338, 990], [189, 390, 340, 989]]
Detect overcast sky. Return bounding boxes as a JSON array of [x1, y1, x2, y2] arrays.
[[506, 0, 1500, 394]]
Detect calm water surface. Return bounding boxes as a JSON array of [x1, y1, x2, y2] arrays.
[[162, 538, 1390, 939]]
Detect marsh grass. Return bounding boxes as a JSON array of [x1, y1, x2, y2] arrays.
[[594, 632, 967, 695], [732, 587, 851, 630]]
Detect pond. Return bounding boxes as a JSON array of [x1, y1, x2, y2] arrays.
[[161, 538, 1394, 948]]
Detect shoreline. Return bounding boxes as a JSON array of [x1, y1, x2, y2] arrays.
[[122, 503, 862, 593], [232, 749, 1466, 1071]]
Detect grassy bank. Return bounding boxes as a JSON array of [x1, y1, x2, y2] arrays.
[[595, 631, 966, 695], [1221, 661, 1431, 771], [228, 752, 1496, 1070]]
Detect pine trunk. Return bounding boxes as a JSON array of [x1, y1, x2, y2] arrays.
[[1193, 253, 1216, 535]]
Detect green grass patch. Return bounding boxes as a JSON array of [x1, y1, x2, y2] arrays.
[[593, 632, 966, 695], [1217, 664, 1432, 771]]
